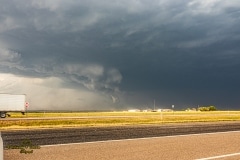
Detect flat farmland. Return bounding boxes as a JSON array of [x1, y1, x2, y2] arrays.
[[1, 111, 240, 130]]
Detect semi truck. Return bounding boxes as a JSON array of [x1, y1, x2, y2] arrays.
[[0, 94, 26, 118]]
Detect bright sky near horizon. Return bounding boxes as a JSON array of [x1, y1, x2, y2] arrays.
[[0, 0, 240, 110]]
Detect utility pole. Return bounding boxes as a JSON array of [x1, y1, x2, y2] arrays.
[[172, 105, 174, 115], [154, 99, 155, 111]]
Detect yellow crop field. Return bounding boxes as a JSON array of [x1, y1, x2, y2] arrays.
[[1, 111, 240, 130]]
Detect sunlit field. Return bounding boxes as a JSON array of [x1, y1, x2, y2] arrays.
[[1, 111, 240, 130]]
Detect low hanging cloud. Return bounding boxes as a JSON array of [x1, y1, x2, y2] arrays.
[[0, 48, 21, 64], [0, 46, 123, 110], [0, 73, 121, 110], [58, 63, 122, 92]]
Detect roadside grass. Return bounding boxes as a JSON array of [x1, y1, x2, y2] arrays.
[[1, 111, 240, 130]]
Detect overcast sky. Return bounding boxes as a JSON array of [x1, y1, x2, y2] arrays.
[[1, 0, 240, 110]]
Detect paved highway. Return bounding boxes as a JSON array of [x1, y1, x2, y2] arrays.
[[2, 121, 240, 147], [4, 131, 240, 160], [2, 121, 240, 159]]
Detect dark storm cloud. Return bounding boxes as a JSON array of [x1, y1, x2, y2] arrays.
[[1, 0, 240, 110]]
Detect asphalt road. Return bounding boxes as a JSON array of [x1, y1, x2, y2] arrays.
[[1, 121, 240, 147], [3, 130, 240, 160]]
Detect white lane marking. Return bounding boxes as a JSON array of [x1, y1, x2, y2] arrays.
[[41, 130, 240, 147], [196, 152, 240, 160]]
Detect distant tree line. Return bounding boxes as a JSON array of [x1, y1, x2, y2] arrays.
[[198, 106, 217, 111]]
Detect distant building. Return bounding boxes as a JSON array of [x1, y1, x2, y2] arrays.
[[155, 109, 173, 112], [128, 109, 140, 112], [185, 108, 197, 112], [161, 109, 173, 112]]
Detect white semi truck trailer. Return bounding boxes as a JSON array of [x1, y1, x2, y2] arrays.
[[0, 94, 26, 118]]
